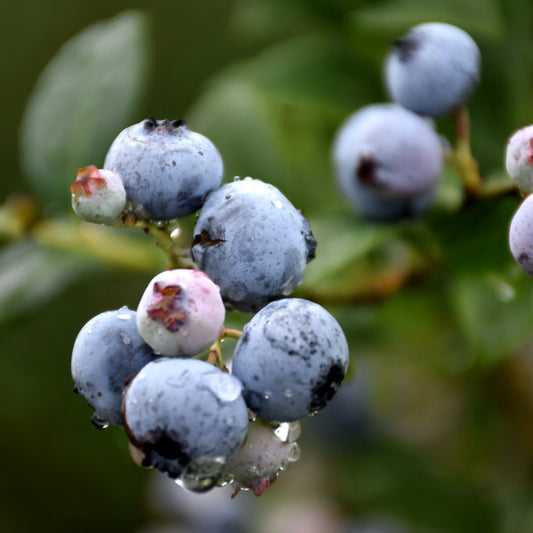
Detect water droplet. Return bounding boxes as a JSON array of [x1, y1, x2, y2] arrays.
[[166, 370, 189, 388], [248, 411, 257, 422], [271, 200, 284, 209], [176, 476, 217, 493], [201, 373, 242, 404], [288, 443, 301, 463], [117, 307, 131, 320], [284, 388, 293, 398], [170, 228, 181, 240], [91, 413, 109, 430], [233, 176, 242, 182], [243, 176, 252, 182], [274, 421, 302, 442], [218, 470, 234, 486], [263, 390, 272, 400], [279, 459, 289, 471]]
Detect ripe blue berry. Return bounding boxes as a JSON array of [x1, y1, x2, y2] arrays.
[[123, 357, 249, 481], [332, 103, 443, 221], [384, 22, 481, 117], [505, 125, 533, 192], [191, 177, 317, 313], [70, 165, 126, 223], [71, 306, 156, 427], [231, 298, 350, 422], [103, 118, 223, 221], [509, 194, 533, 276], [136, 269, 226, 357]]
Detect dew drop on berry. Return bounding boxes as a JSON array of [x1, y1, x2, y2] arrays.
[[175, 476, 217, 493], [166, 369, 190, 388], [117, 307, 132, 320], [288, 443, 301, 463], [91, 413, 109, 430], [201, 373, 242, 404]]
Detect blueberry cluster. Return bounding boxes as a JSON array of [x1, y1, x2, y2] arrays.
[[70, 118, 348, 496], [506, 127, 533, 275], [333, 22, 481, 221]]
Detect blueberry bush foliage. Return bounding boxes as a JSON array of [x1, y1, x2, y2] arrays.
[[2, 1, 533, 532]]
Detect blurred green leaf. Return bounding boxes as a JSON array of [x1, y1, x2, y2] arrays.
[[353, 0, 505, 40], [19, 11, 151, 212], [429, 195, 518, 274], [188, 76, 289, 185], [247, 34, 375, 113], [300, 212, 399, 299], [450, 270, 533, 365], [0, 241, 98, 323], [337, 437, 499, 533]]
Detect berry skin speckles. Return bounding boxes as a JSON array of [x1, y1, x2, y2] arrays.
[[123, 357, 249, 481], [103, 118, 223, 221], [71, 306, 156, 427], [191, 177, 317, 313], [231, 298, 350, 422]]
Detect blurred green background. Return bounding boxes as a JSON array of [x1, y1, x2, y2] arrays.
[[3, 1, 533, 532]]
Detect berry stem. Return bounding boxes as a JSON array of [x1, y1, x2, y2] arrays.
[[221, 328, 243, 340], [207, 339, 227, 371], [453, 105, 483, 195], [112, 212, 191, 269]]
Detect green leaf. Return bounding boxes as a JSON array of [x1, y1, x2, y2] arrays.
[[19, 11, 151, 212], [337, 437, 498, 533], [429, 195, 517, 274], [246, 34, 376, 113], [187, 76, 289, 187], [0, 241, 98, 323], [450, 269, 533, 365], [353, 0, 505, 41], [300, 212, 399, 300]]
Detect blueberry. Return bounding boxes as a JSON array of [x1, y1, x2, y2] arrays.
[[332, 103, 443, 221], [509, 194, 533, 276], [70, 165, 126, 223], [505, 125, 533, 192], [103, 118, 223, 221], [71, 306, 156, 427], [231, 298, 350, 422], [136, 269, 226, 357], [123, 357, 249, 481], [191, 177, 317, 313], [384, 22, 481, 116]]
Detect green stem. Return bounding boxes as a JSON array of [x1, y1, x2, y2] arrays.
[[111, 212, 191, 269], [453, 105, 482, 195], [207, 339, 227, 370], [221, 328, 243, 340]]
